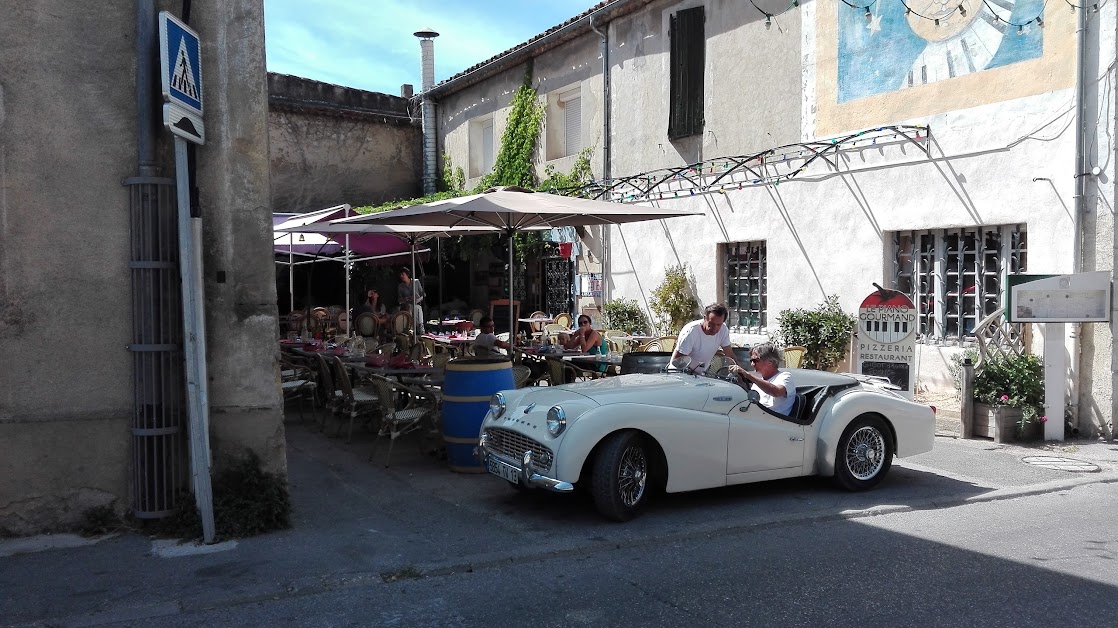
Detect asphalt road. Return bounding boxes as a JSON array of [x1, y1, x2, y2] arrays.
[[158, 483, 1118, 627], [3, 427, 1116, 627]]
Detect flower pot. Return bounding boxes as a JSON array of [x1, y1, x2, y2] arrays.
[[973, 403, 1039, 443]]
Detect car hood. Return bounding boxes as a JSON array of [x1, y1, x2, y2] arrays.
[[519, 372, 722, 412]]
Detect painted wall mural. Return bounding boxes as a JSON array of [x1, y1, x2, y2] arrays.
[[815, 0, 1074, 136], [839, 0, 1044, 103]]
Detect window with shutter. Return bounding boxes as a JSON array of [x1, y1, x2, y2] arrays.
[[668, 6, 705, 140], [481, 120, 494, 174], [563, 96, 581, 156]]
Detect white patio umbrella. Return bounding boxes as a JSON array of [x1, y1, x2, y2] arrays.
[[278, 221, 522, 337], [349, 186, 704, 338]]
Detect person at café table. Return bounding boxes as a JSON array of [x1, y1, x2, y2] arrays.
[[352, 288, 388, 326], [670, 303, 740, 374], [472, 317, 511, 356], [560, 315, 608, 360]]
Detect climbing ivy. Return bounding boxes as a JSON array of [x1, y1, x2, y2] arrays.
[[353, 62, 590, 266]]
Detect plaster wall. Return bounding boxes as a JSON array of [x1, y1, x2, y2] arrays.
[[610, 89, 1079, 391], [608, 0, 803, 176], [0, 0, 138, 534], [0, 0, 286, 533], [268, 75, 421, 212], [436, 30, 605, 192]]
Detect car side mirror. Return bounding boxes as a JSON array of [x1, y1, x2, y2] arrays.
[[748, 389, 761, 404]]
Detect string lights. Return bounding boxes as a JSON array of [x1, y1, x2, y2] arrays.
[[549, 126, 930, 204], [744, 0, 1093, 33]]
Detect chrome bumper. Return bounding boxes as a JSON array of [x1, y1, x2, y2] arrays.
[[476, 434, 574, 493]]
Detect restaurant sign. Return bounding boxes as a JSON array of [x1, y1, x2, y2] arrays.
[[856, 286, 916, 400]]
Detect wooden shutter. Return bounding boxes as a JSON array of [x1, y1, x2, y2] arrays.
[[668, 6, 705, 140], [564, 96, 581, 156], [482, 120, 494, 173]]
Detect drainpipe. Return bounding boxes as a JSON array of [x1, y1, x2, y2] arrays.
[[1069, 3, 1091, 431], [589, 14, 611, 303], [136, 0, 157, 176], [415, 28, 439, 195]]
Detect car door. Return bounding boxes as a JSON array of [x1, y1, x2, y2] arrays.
[[726, 400, 805, 476]]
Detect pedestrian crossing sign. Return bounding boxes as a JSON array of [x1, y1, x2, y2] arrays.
[[159, 11, 203, 116]]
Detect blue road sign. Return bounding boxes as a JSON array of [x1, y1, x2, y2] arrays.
[[159, 12, 203, 116]]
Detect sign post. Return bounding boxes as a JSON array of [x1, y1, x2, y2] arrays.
[[1009, 271, 1112, 441], [856, 285, 917, 400], [159, 11, 214, 543]]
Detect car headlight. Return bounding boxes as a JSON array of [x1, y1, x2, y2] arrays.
[[546, 405, 566, 436], [489, 392, 506, 419]]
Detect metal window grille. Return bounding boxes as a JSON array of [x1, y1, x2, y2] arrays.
[[891, 224, 1026, 341], [724, 241, 767, 333]]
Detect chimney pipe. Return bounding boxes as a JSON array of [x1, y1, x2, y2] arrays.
[[401, 84, 414, 99], [414, 28, 439, 195]]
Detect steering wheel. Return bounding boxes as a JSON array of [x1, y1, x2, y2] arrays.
[[713, 365, 733, 380]]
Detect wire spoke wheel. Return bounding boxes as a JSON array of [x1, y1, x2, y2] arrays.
[[617, 445, 648, 507], [844, 425, 886, 480]]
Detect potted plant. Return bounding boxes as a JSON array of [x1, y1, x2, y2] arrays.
[[972, 352, 1046, 442], [601, 297, 649, 335], [772, 296, 857, 371]]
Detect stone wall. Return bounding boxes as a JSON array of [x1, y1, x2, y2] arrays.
[[268, 73, 422, 212]]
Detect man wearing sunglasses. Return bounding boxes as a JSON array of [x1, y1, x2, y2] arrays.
[[728, 342, 795, 416], [670, 303, 741, 374]]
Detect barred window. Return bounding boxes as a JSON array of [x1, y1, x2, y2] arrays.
[[891, 225, 1027, 340], [724, 241, 767, 333]]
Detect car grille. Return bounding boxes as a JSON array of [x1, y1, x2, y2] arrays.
[[485, 428, 553, 473]]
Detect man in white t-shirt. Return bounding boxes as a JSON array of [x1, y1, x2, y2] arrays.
[[670, 303, 741, 374], [729, 342, 796, 416]]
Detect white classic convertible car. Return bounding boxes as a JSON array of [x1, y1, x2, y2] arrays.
[[476, 368, 936, 521]]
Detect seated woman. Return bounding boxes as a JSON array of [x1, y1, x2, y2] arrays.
[[560, 315, 608, 374]]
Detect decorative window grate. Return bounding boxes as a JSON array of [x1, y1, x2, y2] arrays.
[[891, 225, 1027, 341], [724, 241, 767, 333]]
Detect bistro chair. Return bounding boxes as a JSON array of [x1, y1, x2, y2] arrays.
[[512, 364, 532, 389], [783, 346, 807, 369], [367, 374, 439, 468], [553, 312, 573, 328], [655, 335, 678, 352], [638, 339, 662, 352], [336, 311, 349, 335], [353, 312, 379, 339], [527, 310, 548, 335], [392, 310, 413, 336], [279, 355, 317, 422], [310, 307, 330, 335], [542, 323, 567, 345], [311, 354, 342, 431], [330, 356, 381, 442], [287, 310, 306, 334], [468, 308, 484, 326], [544, 357, 601, 386]]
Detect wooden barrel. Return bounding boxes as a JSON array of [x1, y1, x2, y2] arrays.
[[442, 358, 514, 472]]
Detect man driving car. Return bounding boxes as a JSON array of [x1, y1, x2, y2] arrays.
[[729, 342, 796, 416]]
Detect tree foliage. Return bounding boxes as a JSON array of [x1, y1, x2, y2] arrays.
[[650, 264, 700, 335]]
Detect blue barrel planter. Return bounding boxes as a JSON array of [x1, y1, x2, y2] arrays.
[[442, 357, 514, 473]]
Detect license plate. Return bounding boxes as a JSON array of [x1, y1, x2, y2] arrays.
[[487, 457, 521, 484]]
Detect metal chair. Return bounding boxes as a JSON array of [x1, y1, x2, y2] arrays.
[[279, 355, 317, 422], [330, 356, 381, 442], [311, 353, 342, 430], [367, 374, 439, 467]]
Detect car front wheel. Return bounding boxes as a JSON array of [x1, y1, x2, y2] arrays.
[[834, 415, 893, 491], [591, 431, 652, 521]]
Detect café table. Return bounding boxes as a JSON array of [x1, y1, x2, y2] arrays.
[[428, 318, 469, 333]]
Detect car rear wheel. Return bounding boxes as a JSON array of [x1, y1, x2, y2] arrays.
[[834, 415, 893, 491], [591, 431, 651, 521]]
